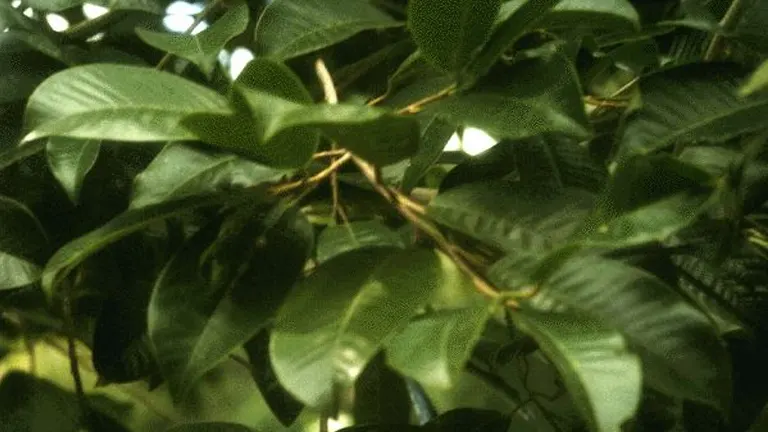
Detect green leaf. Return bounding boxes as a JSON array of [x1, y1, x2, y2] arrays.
[[12, 0, 83, 12], [270, 248, 444, 408], [149, 205, 312, 400], [0, 35, 67, 103], [617, 63, 768, 160], [386, 306, 494, 389], [428, 180, 594, 253], [407, 0, 501, 77], [254, 0, 402, 60], [22, 64, 232, 144], [0, 372, 82, 432], [135, 1, 249, 78], [46, 137, 100, 205], [541, 0, 640, 31], [428, 53, 590, 141], [401, 117, 456, 193], [165, 422, 255, 432], [468, 0, 564, 79], [23, 0, 165, 13], [579, 192, 711, 249], [512, 310, 642, 432], [41, 193, 244, 299], [131, 143, 289, 209], [189, 85, 419, 167], [0, 195, 48, 290], [316, 220, 405, 263], [740, 60, 768, 96], [537, 255, 731, 411]]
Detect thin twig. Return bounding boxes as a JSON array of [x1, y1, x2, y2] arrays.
[[704, 0, 748, 61], [156, 0, 224, 70], [396, 85, 457, 114], [268, 153, 352, 195], [62, 292, 89, 423], [313, 149, 348, 159], [63, 10, 122, 40]]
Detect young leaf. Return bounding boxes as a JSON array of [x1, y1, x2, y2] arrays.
[[135, 1, 249, 78], [467, 0, 564, 79], [41, 193, 245, 299], [536, 255, 731, 411], [407, 0, 501, 77], [270, 248, 444, 408], [22, 64, 232, 144], [131, 143, 289, 209], [316, 220, 405, 263], [0, 195, 48, 290], [428, 53, 590, 141], [617, 63, 768, 160], [428, 180, 594, 253], [149, 205, 313, 400], [46, 137, 100, 205], [512, 310, 642, 432], [386, 306, 495, 389], [254, 0, 402, 60]]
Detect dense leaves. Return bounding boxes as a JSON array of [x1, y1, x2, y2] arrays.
[[2, 0, 767, 431]]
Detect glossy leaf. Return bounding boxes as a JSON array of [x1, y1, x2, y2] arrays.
[[512, 310, 642, 432], [149, 205, 312, 400], [254, 0, 401, 60], [428, 53, 590, 141], [270, 248, 444, 407], [22, 64, 232, 144], [316, 220, 405, 263], [428, 180, 594, 253], [189, 86, 419, 167], [136, 1, 249, 78], [407, 0, 501, 77], [386, 306, 494, 389], [740, 60, 768, 96], [0, 195, 48, 289], [46, 137, 100, 205], [131, 143, 289, 209], [41, 193, 243, 299], [401, 117, 456, 192], [537, 255, 731, 411], [579, 192, 712, 249], [468, 0, 563, 79], [617, 63, 768, 160]]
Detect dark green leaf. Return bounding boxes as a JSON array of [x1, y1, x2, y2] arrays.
[[24, 0, 165, 13], [428, 53, 590, 141], [46, 137, 100, 205], [428, 180, 594, 253], [244, 329, 304, 426], [0, 141, 46, 172], [0, 372, 81, 432], [136, 1, 249, 78], [254, 0, 402, 60], [424, 408, 510, 432], [131, 143, 289, 209], [270, 248, 444, 407], [617, 63, 768, 160], [468, 0, 563, 79], [407, 0, 501, 77], [401, 117, 456, 192], [0, 195, 48, 290], [41, 193, 245, 299], [0, 35, 67, 103], [512, 310, 642, 432], [149, 205, 312, 400], [537, 255, 731, 411], [165, 422, 255, 432], [22, 64, 232, 144], [386, 306, 494, 389], [316, 220, 405, 263], [541, 0, 640, 31], [189, 84, 419, 167]]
